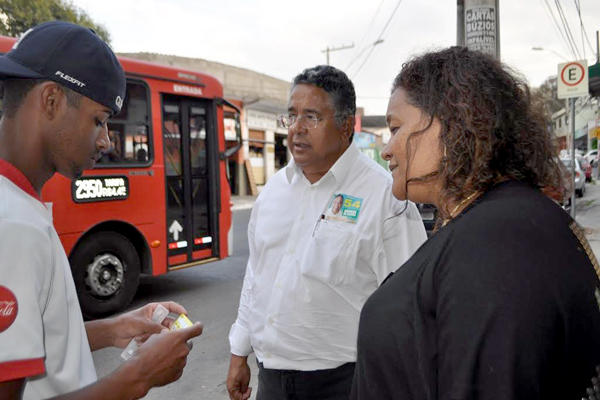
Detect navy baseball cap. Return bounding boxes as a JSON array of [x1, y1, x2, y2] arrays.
[[0, 20, 125, 114]]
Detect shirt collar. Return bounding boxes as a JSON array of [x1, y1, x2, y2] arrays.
[[0, 159, 44, 204], [284, 142, 360, 185]]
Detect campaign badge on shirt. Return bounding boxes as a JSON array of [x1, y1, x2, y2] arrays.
[[324, 193, 363, 224]]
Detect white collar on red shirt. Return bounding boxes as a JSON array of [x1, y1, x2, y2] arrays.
[[0, 158, 44, 205]]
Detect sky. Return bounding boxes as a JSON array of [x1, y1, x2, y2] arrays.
[[73, 0, 600, 116]]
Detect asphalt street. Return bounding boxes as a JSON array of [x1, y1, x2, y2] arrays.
[[92, 208, 259, 400]]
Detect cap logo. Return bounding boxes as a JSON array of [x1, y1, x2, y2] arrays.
[[55, 71, 86, 88], [115, 96, 123, 110], [0, 286, 18, 333], [12, 28, 33, 50]]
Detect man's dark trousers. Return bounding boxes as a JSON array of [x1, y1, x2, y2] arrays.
[[256, 362, 355, 400]]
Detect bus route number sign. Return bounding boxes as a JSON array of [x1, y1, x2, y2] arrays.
[[72, 176, 130, 203]]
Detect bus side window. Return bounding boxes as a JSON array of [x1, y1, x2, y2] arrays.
[[99, 81, 150, 166]]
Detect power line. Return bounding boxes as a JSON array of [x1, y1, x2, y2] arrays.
[[346, 0, 386, 70], [555, 0, 582, 59], [575, 0, 585, 58], [351, 0, 404, 79], [539, 0, 574, 58], [554, 0, 580, 58], [346, 45, 375, 70], [350, 41, 382, 79], [573, 0, 597, 58], [542, 0, 576, 59]]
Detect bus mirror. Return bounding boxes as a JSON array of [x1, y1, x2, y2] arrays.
[[219, 98, 242, 160], [222, 145, 240, 159]]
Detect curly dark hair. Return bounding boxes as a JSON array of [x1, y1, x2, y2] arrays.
[[392, 46, 563, 219]]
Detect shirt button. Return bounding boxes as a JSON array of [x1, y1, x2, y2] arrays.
[[265, 352, 271, 358], [268, 317, 274, 324], [299, 215, 305, 221], [288, 248, 295, 254], [276, 282, 282, 289]]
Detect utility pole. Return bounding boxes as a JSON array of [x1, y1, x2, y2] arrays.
[[321, 43, 354, 65], [458, 0, 500, 60], [570, 98, 576, 218], [457, 0, 465, 46]]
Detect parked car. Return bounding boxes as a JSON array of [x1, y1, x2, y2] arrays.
[[560, 157, 586, 197], [542, 159, 573, 208], [584, 149, 598, 164], [578, 156, 593, 182]]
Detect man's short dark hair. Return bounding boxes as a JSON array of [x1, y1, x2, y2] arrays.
[[292, 65, 356, 141], [1, 78, 82, 118]]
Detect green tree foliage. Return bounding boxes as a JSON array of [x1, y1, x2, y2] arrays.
[[0, 0, 110, 44], [532, 76, 564, 120]]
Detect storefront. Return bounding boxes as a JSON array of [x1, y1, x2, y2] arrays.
[[245, 109, 288, 189]]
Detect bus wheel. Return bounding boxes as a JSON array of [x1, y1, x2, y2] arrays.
[[71, 232, 140, 319]]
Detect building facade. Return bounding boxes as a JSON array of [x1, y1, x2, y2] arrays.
[[119, 52, 291, 195], [552, 98, 599, 154]]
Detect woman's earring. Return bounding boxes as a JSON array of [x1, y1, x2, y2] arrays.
[[444, 145, 447, 157]]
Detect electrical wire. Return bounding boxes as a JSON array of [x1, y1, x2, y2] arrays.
[[554, 0, 580, 58], [573, 0, 597, 58], [555, 0, 582, 59], [542, 0, 576, 59], [346, 0, 386, 70], [575, 0, 585, 58], [539, 0, 574, 58], [351, 0, 404, 79]]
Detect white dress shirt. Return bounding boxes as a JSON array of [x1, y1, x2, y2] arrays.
[[229, 143, 426, 371], [0, 161, 96, 399]]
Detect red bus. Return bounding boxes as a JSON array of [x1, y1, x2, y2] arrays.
[[0, 36, 241, 318]]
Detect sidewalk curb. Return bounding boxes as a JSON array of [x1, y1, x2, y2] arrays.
[[231, 203, 254, 211]]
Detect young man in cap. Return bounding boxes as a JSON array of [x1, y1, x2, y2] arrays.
[[0, 21, 203, 400]]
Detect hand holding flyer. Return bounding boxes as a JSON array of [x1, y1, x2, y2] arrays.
[[121, 304, 169, 360]]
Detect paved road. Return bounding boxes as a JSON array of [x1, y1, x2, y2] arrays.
[[93, 208, 259, 400]]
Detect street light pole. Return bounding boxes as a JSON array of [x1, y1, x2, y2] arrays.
[[570, 98, 576, 218]]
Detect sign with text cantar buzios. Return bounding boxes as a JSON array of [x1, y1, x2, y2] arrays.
[[557, 60, 589, 99]]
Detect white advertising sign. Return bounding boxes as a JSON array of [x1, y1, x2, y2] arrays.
[[465, 5, 497, 57], [247, 110, 278, 131]]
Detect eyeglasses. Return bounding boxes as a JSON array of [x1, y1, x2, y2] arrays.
[[278, 114, 345, 130]]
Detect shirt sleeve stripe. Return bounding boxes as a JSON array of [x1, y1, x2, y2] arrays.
[[0, 358, 45, 382]]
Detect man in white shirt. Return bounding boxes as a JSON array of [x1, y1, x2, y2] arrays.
[[226, 65, 426, 400], [0, 21, 203, 400]]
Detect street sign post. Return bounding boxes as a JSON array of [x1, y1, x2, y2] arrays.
[[557, 60, 589, 219]]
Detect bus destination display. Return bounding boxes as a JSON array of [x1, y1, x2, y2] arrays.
[[72, 176, 129, 203]]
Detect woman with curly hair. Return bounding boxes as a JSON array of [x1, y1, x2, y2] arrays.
[[351, 47, 600, 399]]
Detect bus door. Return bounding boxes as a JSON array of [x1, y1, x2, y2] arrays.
[[162, 95, 219, 267]]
